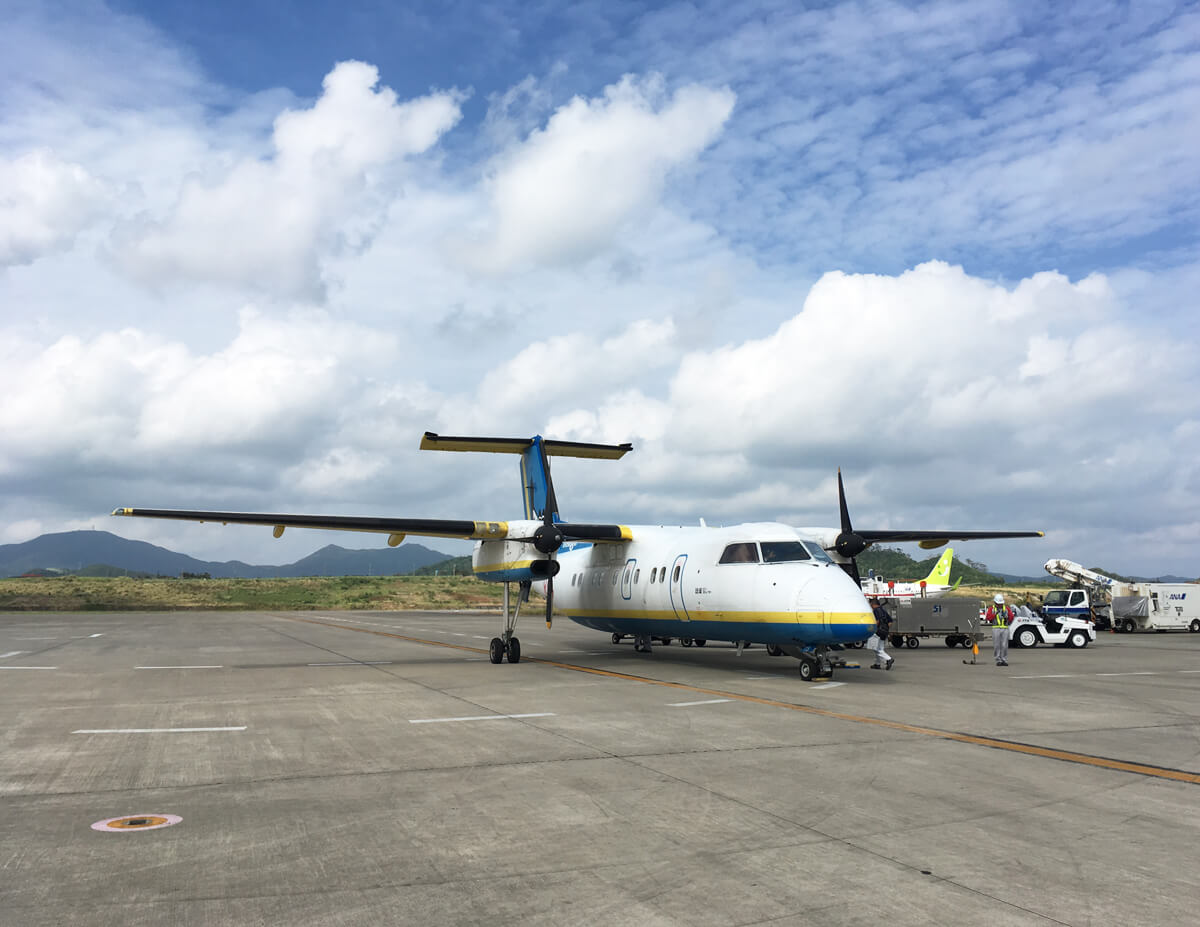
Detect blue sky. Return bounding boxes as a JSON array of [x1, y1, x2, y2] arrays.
[[2, 0, 1199, 576]]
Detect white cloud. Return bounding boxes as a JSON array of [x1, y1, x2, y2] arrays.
[[461, 74, 735, 271], [112, 61, 464, 299], [0, 150, 111, 266]]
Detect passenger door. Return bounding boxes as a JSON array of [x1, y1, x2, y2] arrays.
[[669, 554, 690, 621]]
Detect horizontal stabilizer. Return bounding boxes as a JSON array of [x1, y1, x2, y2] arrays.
[[420, 432, 632, 460]]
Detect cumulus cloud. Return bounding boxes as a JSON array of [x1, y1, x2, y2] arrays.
[[0, 308, 397, 482], [0, 150, 111, 266], [113, 61, 464, 299], [461, 74, 735, 272]]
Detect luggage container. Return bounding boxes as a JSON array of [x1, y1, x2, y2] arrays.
[[882, 597, 984, 649]]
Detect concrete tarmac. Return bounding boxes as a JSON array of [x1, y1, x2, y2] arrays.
[[2, 609, 1199, 926]]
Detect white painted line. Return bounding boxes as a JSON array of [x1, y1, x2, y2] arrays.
[[306, 661, 394, 666], [809, 681, 846, 690], [1095, 672, 1157, 677], [0, 666, 56, 670], [450, 633, 466, 637], [72, 727, 247, 734], [668, 698, 732, 707], [472, 635, 489, 639], [409, 713, 555, 724], [137, 665, 224, 669], [1178, 670, 1200, 674], [745, 674, 784, 679], [0, 651, 28, 659], [15, 637, 58, 640], [1011, 674, 1077, 679], [89, 633, 103, 638]]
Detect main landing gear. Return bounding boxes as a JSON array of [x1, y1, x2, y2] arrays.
[[489, 581, 528, 664]]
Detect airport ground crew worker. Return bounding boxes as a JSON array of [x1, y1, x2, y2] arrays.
[[986, 593, 1013, 666], [867, 598, 895, 670]]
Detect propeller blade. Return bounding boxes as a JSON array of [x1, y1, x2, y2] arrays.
[[837, 468, 852, 535], [545, 574, 554, 629], [834, 469, 867, 559], [841, 558, 862, 588]]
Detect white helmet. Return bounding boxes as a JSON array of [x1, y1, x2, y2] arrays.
[[993, 593, 1005, 604]]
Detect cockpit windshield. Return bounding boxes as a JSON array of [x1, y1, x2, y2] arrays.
[[802, 541, 833, 563], [1043, 591, 1070, 607], [759, 541, 812, 563]]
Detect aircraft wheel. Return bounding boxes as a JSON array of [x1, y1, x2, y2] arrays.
[[1016, 628, 1038, 648], [612, 633, 622, 644], [1067, 630, 1088, 649], [906, 637, 920, 648], [681, 637, 693, 647], [1190, 620, 1200, 633], [945, 636, 960, 648], [488, 638, 505, 664], [765, 644, 783, 656], [694, 639, 707, 647], [798, 660, 815, 681], [660, 638, 672, 646]]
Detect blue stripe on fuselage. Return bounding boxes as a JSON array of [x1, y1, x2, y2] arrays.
[[565, 614, 873, 646]]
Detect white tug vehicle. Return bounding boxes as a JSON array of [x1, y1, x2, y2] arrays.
[[1008, 607, 1096, 649]]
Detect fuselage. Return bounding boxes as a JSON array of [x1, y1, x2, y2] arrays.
[[860, 578, 953, 599], [524, 522, 874, 646]]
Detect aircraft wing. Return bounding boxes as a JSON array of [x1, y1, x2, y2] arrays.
[[111, 508, 632, 545], [858, 529, 1044, 549]]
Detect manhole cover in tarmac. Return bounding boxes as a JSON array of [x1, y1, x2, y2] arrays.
[[91, 814, 182, 832]]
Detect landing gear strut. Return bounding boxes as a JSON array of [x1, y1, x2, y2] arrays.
[[489, 580, 527, 664]]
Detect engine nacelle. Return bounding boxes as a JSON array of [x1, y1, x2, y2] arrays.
[[472, 523, 558, 582]]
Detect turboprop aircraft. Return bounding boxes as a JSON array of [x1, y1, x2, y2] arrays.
[[112, 432, 1041, 681], [860, 548, 961, 599]]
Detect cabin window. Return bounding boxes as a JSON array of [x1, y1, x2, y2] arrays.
[[719, 542, 759, 564], [1069, 591, 1084, 606], [760, 541, 811, 563], [571, 574, 577, 587], [634, 569, 640, 583], [672, 564, 682, 582], [650, 568, 657, 583], [612, 570, 619, 585]]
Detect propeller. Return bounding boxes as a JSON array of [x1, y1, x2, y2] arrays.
[[833, 468, 866, 587]]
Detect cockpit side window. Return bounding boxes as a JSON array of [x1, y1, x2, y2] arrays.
[[759, 541, 812, 563], [718, 542, 759, 564], [802, 541, 833, 563]]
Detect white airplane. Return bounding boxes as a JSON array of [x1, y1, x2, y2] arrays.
[[860, 548, 960, 599], [112, 433, 1041, 680]]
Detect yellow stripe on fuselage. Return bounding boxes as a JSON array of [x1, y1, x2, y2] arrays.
[[557, 607, 869, 626]]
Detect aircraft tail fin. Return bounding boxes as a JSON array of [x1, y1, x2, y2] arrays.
[[923, 547, 954, 586], [419, 433, 632, 521]]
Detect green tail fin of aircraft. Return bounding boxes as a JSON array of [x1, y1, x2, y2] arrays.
[[923, 547, 955, 586]]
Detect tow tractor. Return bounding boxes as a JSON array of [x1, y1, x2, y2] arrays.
[[1009, 609, 1096, 649]]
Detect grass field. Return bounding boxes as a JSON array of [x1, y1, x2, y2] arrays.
[[0, 575, 506, 612], [0, 574, 1057, 612]]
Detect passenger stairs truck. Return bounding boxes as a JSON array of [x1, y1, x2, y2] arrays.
[[1043, 559, 1200, 633]]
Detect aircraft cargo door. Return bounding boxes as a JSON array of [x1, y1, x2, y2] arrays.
[[669, 554, 690, 621]]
